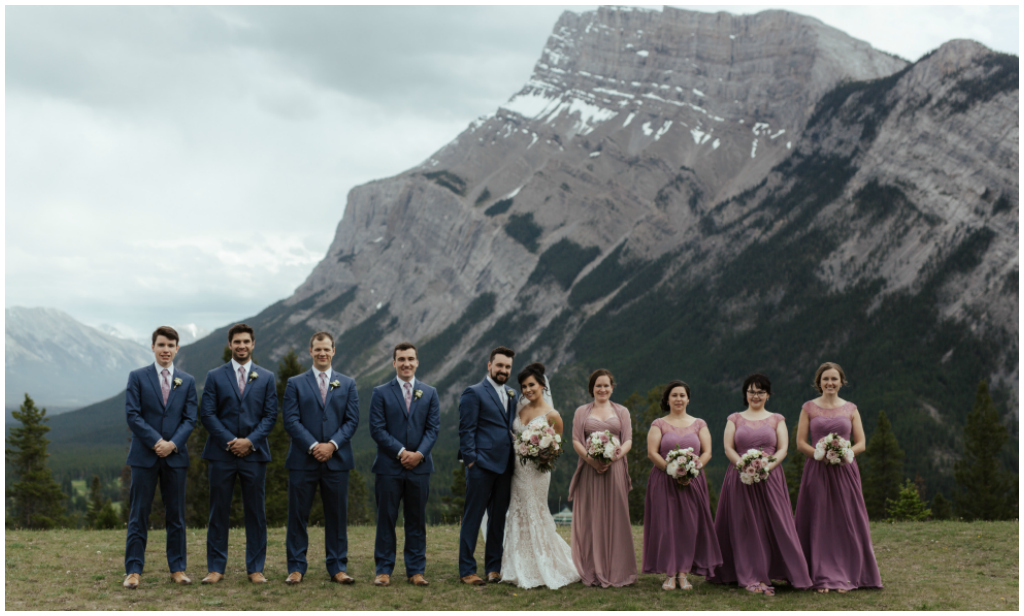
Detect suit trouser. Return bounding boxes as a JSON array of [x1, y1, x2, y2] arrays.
[[286, 467, 350, 576], [125, 461, 188, 574], [458, 462, 512, 577], [373, 471, 430, 576], [206, 459, 267, 574]]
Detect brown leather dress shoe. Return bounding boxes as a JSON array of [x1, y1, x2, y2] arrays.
[[373, 574, 391, 586], [201, 572, 224, 584], [486, 572, 502, 583], [248, 572, 268, 584], [285, 572, 303, 585], [460, 574, 485, 586], [123, 573, 140, 589], [171, 571, 192, 585], [408, 573, 429, 586], [332, 571, 355, 584]]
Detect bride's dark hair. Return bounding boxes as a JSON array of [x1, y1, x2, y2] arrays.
[[517, 362, 547, 388]]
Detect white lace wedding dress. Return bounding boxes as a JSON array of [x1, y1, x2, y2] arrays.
[[499, 410, 582, 589]]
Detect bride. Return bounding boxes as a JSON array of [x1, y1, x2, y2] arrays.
[[499, 362, 581, 589]]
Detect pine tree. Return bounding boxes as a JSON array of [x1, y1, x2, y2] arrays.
[[886, 479, 931, 521], [930, 492, 952, 520], [86, 475, 119, 529], [862, 410, 905, 519], [954, 381, 1014, 520], [5, 394, 69, 529], [624, 385, 664, 524], [265, 349, 303, 527], [441, 466, 467, 524], [785, 421, 806, 510], [347, 469, 372, 525]]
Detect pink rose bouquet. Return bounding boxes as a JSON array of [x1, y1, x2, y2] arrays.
[[515, 422, 563, 473], [664, 446, 702, 489], [814, 432, 854, 465], [586, 430, 620, 462], [736, 448, 777, 485]]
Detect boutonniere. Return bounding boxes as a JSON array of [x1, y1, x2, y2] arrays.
[[329, 380, 341, 390], [507, 388, 516, 398], [172, 377, 183, 390], [248, 371, 258, 382], [414, 389, 423, 400]]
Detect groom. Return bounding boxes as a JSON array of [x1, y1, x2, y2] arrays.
[[458, 346, 516, 585]]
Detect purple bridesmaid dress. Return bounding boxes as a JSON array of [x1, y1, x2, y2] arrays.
[[794, 401, 882, 590], [642, 417, 722, 577], [707, 413, 812, 589]]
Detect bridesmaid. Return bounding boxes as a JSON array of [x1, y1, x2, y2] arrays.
[[642, 381, 722, 590], [707, 373, 811, 595], [568, 369, 637, 587], [794, 362, 882, 592]]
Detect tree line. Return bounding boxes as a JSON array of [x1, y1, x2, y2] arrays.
[[6, 371, 1017, 529]]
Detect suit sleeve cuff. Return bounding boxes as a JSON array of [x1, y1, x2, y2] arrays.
[[397, 447, 406, 459], [308, 442, 317, 454], [329, 440, 339, 451]]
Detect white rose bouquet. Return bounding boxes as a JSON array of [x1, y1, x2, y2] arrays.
[[814, 432, 854, 465], [586, 430, 620, 462], [515, 422, 563, 473], [664, 446, 702, 489], [736, 448, 777, 485]]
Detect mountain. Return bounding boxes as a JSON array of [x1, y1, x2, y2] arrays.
[[5, 307, 154, 409], [98, 322, 211, 347], [47, 8, 1018, 500]]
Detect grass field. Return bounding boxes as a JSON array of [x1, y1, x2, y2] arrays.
[[5, 521, 1018, 610]]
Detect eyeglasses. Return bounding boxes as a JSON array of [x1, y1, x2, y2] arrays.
[[746, 390, 768, 399]]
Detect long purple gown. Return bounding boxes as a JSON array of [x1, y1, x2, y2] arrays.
[[707, 413, 811, 588], [794, 401, 882, 590], [642, 417, 722, 576]]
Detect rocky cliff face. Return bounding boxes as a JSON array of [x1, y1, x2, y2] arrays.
[[175, 7, 1017, 490]]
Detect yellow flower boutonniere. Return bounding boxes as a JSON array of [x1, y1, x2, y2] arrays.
[[330, 380, 341, 390], [414, 389, 423, 400], [248, 371, 258, 382], [507, 388, 516, 398], [172, 377, 183, 390]]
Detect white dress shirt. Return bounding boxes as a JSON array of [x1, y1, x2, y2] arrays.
[[308, 367, 340, 454], [154, 362, 177, 451], [228, 358, 254, 451], [487, 374, 509, 412], [396, 376, 418, 459]]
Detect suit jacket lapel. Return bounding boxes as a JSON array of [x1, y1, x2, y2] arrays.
[[389, 380, 408, 418], [324, 370, 337, 409], [482, 379, 506, 422], [164, 372, 180, 409], [226, 363, 242, 401], [406, 382, 422, 418], [305, 370, 325, 409], [147, 367, 166, 410]]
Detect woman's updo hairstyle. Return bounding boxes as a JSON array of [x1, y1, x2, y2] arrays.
[[660, 380, 692, 412], [517, 362, 547, 388]]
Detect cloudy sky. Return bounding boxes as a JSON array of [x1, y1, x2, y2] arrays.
[[6, 5, 1018, 341]]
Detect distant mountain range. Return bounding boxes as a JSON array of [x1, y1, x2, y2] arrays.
[[5, 306, 209, 410], [35, 8, 1018, 501]]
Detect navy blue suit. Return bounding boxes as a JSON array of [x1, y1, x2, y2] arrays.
[[282, 369, 359, 577], [200, 362, 278, 575], [369, 378, 440, 576], [458, 378, 516, 577], [124, 364, 197, 575]]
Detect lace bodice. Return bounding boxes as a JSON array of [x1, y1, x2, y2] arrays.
[[513, 410, 554, 434], [803, 401, 856, 444], [652, 417, 705, 458], [728, 412, 784, 455]]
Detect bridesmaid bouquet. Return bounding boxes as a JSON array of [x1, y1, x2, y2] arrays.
[[814, 432, 855, 465], [664, 446, 702, 489], [586, 430, 621, 461], [736, 449, 777, 485], [515, 423, 563, 473]]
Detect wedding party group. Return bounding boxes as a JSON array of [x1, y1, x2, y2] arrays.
[[122, 323, 881, 596]]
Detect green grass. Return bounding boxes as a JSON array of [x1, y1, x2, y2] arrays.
[[4, 522, 1017, 610]]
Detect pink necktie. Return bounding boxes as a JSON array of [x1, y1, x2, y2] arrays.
[[320, 373, 328, 405], [238, 367, 246, 395], [161, 369, 171, 405], [403, 381, 412, 414]]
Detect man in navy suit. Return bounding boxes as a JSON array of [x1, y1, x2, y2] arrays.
[[123, 326, 198, 589], [199, 323, 278, 584], [282, 331, 360, 585], [368, 342, 440, 587], [458, 346, 516, 585]]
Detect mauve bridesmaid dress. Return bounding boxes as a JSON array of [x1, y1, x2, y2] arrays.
[[794, 401, 882, 590]]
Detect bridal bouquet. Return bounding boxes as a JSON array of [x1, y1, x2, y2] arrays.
[[515, 422, 563, 473], [814, 432, 854, 465], [736, 448, 777, 485], [664, 446, 702, 489], [586, 430, 620, 462]]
